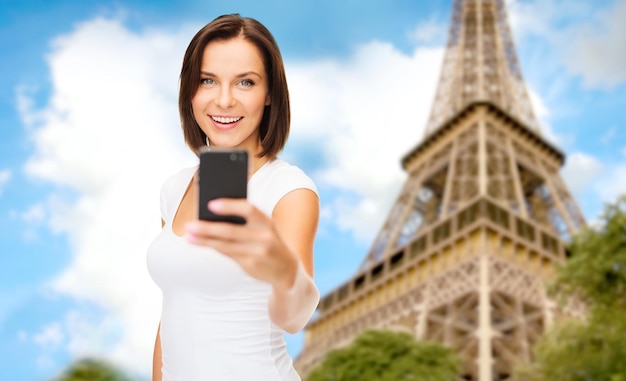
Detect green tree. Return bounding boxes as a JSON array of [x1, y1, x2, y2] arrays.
[[552, 195, 626, 310], [515, 195, 626, 381], [52, 357, 135, 381], [306, 329, 460, 381]]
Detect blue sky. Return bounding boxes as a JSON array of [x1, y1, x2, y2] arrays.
[[1, 0, 625, 380]]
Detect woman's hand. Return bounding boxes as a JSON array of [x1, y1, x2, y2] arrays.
[[185, 189, 320, 333], [184, 198, 298, 290]]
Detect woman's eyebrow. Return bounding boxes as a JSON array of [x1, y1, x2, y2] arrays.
[[200, 71, 262, 78], [235, 71, 263, 79]]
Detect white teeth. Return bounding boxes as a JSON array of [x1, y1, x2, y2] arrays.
[[211, 116, 242, 124]]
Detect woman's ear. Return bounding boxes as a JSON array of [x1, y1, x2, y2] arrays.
[[265, 95, 271, 106]]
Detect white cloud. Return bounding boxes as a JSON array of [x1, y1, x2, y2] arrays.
[[30, 322, 65, 371], [506, 0, 591, 43], [407, 18, 447, 45], [561, 152, 604, 196], [505, 0, 587, 144], [561, 151, 626, 218], [526, 87, 563, 145], [506, 0, 557, 42], [597, 164, 626, 202], [33, 322, 64, 349], [507, 0, 626, 89], [20, 17, 197, 374], [288, 41, 444, 241], [505, 0, 626, 212], [0, 169, 11, 196], [21, 203, 45, 223], [565, 0, 626, 88], [19, 203, 47, 242]]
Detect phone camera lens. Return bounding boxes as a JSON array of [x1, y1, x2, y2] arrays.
[[230, 153, 237, 161]]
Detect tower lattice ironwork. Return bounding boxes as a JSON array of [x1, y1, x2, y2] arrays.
[[295, 0, 585, 380]]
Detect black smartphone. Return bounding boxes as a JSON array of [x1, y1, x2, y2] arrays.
[[198, 147, 248, 224]]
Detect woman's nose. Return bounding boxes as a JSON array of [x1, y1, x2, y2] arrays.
[[216, 86, 236, 108]]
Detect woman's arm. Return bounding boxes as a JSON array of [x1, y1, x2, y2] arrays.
[[152, 323, 162, 381], [184, 188, 321, 333], [268, 188, 320, 333]]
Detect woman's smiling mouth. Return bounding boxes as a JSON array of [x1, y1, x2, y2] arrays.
[[211, 115, 243, 124]]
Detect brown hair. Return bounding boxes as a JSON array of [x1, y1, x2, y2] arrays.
[[179, 14, 290, 159]]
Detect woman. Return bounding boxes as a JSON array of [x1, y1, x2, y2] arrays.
[[146, 14, 320, 381]]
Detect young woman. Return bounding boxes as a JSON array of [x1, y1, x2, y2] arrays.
[[146, 14, 320, 381]]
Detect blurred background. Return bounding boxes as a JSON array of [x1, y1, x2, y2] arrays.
[[1, 0, 625, 379]]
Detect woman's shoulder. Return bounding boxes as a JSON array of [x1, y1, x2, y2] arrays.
[[263, 158, 309, 178], [248, 158, 317, 215], [263, 158, 317, 192], [160, 166, 197, 196], [159, 166, 197, 222]]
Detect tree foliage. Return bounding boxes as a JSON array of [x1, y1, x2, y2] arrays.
[[306, 329, 460, 381], [551, 195, 626, 311], [52, 357, 135, 381], [515, 195, 626, 381]]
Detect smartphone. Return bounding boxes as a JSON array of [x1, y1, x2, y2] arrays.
[[198, 147, 248, 224]]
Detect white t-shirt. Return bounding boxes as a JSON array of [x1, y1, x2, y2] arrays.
[[147, 158, 318, 381]]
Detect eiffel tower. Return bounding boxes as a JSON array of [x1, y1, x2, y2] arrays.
[[295, 0, 586, 380]]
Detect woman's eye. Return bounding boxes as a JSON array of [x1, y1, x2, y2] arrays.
[[239, 79, 254, 87], [201, 78, 214, 85]]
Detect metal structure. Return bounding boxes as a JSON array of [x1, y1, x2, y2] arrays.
[[295, 0, 586, 379]]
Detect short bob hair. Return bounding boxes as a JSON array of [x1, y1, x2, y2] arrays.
[[179, 14, 290, 159]]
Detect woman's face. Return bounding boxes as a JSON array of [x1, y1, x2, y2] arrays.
[[191, 37, 270, 154]]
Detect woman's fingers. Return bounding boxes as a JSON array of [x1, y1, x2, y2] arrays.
[[185, 219, 242, 242], [207, 198, 257, 223], [185, 198, 297, 285], [185, 198, 273, 250], [186, 227, 292, 284]]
